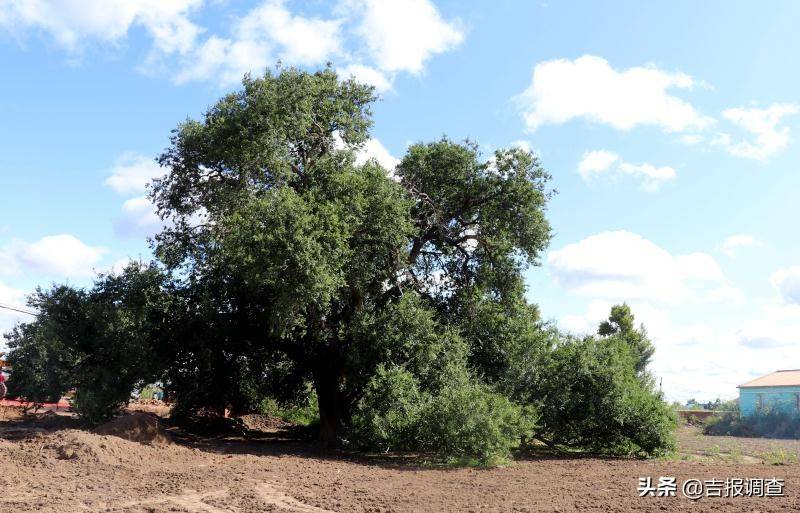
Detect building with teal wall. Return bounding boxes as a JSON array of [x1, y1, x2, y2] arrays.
[[738, 369, 800, 417]]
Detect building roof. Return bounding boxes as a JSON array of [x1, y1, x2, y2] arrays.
[[738, 369, 800, 388]]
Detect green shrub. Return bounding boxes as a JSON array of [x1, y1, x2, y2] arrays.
[[4, 265, 172, 425], [260, 392, 320, 427], [532, 336, 676, 457], [72, 384, 130, 425], [349, 366, 426, 452], [417, 382, 537, 466], [705, 409, 800, 438], [349, 365, 536, 466]]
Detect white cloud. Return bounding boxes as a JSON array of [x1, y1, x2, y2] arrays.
[[771, 266, 800, 305], [2, 0, 465, 89], [736, 303, 800, 349], [0, 0, 202, 55], [333, 132, 399, 174], [0, 234, 107, 279], [349, 0, 464, 75], [577, 149, 619, 176], [239, 1, 343, 66], [617, 162, 676, 192], [548, 232, 800, 403], [679, 134, 704, 145], [114, 196, 163, 238], [578, 150, 676, 191], [712, 103, 800, 160], [354, 138, 400, 171], [517, 55, 713, 133], [558, 299, 669, 339], [338, 64, 392, 92], [104, 152, 164, 195], [176, 0, 343, 86], [0, 281, 28, 345], [509, 140, 535, 153], [555, 298, 800, 401], [103, 152, 164, 238], [548, 230, 739, 305], [721, 234, 760, 258]]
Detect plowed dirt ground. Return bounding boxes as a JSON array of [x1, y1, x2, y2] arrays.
[[0, 410, 798, 513]]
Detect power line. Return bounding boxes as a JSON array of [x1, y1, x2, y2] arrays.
[[0, 303, 37, 316]]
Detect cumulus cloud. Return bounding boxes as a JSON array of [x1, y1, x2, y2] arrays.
[[333, 132, 399, 174], [354, 138, 400, 171], [176, 0, 343, 86], [771, 266, 800, 305], [509, 140, 535, 153], [338, 64, 392, 92], [679, 134, 704, 145], [22, 234, 107, 277], [0, 0, 202, 55], [113, 196, 163, 238], [548, 230, 740, 305], [103, 152, 165, 238], [517, 55, 713, 133], [552, 239, 799, 401], [556, 298, 800, 401], [558, 299, 670, 338], [721, 234, 760, 258], [737, 303, 800, 349], [104, 152, 164, 195], [179, 0, 463, 87], [712, 103, 800, 160], [578, 150, 676, 191], [0, 234, 107, 279], [1, 0, 465, 90], [348, 0, 464, 75], [577, 149, 619, 177], [0, 281, 29, 343]]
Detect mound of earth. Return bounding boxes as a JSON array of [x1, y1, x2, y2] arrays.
[[93, 412, 171, 445], [237, 413, 291, 432], [43, 430, 141, 464]]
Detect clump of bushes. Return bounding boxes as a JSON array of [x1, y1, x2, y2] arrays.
[[350, 365, 537, 466], [705, 409, 800, 439], [260, 394, 320, 427], [527, 335, 676, 457]]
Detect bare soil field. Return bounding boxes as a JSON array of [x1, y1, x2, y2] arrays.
[[0, 411, 798, 513], [676, 425, 800, 463]]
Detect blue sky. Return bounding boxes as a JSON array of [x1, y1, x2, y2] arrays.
[[1, 0, 799, 401]]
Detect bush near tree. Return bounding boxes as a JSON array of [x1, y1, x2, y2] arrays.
[[706, 408, 800, 439], [4, 66, 675, 462]]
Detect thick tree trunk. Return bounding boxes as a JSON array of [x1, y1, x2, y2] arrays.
[[313, 359, 341, 450]]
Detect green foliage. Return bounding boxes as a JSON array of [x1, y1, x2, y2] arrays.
[[597, 303, 654, 375], [531, 333, 676, 457], [4, 286, 82, 403], [349, 365, 426, 451], [350, 365, 537, 466], [148, 64, 555, 451], [758, 445, 799, 465], [5, 262, 173, 424], [705, 409, 800, 439], [260, 392, 320, 426], [685, 397, 738, 411], [416, 382, 537, 466], [2, 66, 678, 462], [138, 384, 163, 401]]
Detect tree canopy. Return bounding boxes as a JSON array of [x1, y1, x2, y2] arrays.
[[4, 66, 675, 461]]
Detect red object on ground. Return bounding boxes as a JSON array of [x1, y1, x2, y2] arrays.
[[0, 398, 70, 410]]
